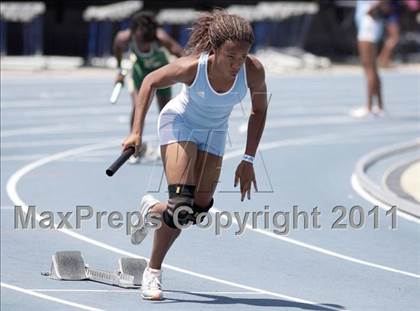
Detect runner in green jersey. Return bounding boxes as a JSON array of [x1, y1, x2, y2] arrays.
[[113, 12, 184, 162]]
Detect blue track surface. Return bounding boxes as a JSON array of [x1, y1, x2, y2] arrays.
[[1, 68, 419, 311]]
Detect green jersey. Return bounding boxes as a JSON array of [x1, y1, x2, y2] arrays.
[[129, 38, 171, 96]]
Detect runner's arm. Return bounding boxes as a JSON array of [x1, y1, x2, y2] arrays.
[[113, 30, 131, 69], [131, 57, 196, 136], [156, 28, 185, 58], [244, 56, 268, 157]]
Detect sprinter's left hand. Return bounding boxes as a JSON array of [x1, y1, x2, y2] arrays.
[[234, 161, 258, 201]]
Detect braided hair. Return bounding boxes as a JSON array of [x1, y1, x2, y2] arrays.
[[186, 10, 254, 55]]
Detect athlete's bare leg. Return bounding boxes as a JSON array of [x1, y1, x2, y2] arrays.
[[358, 41, 383, 111], [378, 22, 400, 68], [148, 143, 222, 269]]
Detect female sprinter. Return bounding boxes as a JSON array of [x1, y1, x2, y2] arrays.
[[351, 0, 390, 118], [122, 10, 267, 300], [113, 12, 184, 162]]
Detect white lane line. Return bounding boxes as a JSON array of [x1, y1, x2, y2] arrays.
[[6, 142, 338, 310], [351, 174, 420, 224], [30, 289, 138, 293], [2, 154, 52, 161], [1, 124, 127, 137], [211, 207, 420, 279], [239, 116, 419, 134], [273, 107, 419, 116], [170, 291, 264, 295], [223, 134, 340, 161], [1, 101, 108, 109], [4, 107, 131, 118], [1, 137, 123, 149], [240, 124, 419, 153], [239, 116, 357, 133], [2, 115, 130, 127], [1, 283, 103, 311], [220, 136, 420, 279], [28, 289, 262, 295], [340, 124, 420, 137]]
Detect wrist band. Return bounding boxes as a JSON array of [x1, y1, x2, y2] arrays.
[[242, 154, 254, 164]]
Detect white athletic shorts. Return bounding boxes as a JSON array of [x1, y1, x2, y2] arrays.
[[356, 14, 384, 43], [157, 108, 228, 157]]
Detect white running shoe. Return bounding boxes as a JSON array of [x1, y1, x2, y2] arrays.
[[128, 155, 140, 164], [350, 107, 370, 118], [141, 266, 163, 300], [153, 148, 161, 161], [127, 143, 147, 165], [131, 194, 160, 245], [373, 108, 388, 118]]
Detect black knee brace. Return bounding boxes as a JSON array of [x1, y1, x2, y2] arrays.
[[163, 185, 215, 229], [163, 184, 195, 229], [191, 199, 214, 225]]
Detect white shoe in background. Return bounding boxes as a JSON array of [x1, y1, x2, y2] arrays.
[[131, 194, 160, 245], [127, 143, 147, 165], [372, 107, 388, 118], [350, 107, 371, 118], [128, 155, 140, 164]]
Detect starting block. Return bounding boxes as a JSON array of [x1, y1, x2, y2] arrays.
[[44, 251, 147, 288]]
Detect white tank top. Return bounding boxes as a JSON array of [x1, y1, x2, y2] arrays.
[[164, 52, 248, 129]]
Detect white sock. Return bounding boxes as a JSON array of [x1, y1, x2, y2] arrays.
[[147, 266, 161, 277]]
